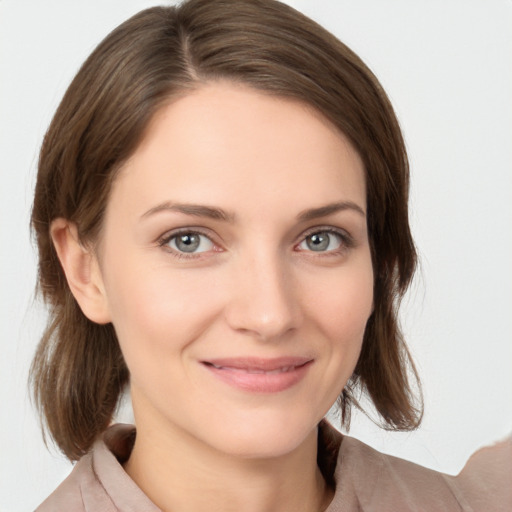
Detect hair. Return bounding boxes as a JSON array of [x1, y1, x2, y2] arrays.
[[31, 0, 421, 461]]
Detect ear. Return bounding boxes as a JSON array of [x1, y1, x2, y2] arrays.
[[50, 218, 111, 324]]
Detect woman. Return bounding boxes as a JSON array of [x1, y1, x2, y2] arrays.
[[27, 0, 511, 510]]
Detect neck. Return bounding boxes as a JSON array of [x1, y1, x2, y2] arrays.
[[124, 416, 333, 512]]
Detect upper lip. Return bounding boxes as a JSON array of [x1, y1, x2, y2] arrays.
[[202, 356, 313, 372]]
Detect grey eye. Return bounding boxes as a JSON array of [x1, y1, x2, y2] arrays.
[[299, 231, 342, 252], [168, 233, 214, 253], [175, 233, 200, 252]]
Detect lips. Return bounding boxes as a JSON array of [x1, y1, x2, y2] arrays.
[[201, 357, 313, 393]]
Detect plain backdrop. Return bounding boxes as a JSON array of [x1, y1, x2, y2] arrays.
[[1, 1, 511, 510]]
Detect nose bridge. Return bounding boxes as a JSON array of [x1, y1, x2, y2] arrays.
[[225, 245, 299, 340]]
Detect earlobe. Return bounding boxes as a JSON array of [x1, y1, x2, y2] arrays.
[[50, 218, 111, 324]]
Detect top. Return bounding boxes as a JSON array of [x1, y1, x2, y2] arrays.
[[35, 421, 512, 512]]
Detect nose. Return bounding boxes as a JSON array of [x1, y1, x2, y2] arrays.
[[224, 251, 301, 341]]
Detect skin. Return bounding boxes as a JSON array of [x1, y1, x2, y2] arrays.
[[52, 82, 374, 512]]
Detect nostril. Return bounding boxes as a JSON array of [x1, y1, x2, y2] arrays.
[[223, 262, 301, 339]]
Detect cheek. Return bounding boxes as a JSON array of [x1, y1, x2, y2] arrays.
[[296, 260, 373, 406], [103, 256, 224, 361], [304, 261, 374, 345]]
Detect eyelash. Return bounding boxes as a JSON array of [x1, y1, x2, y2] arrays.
[[157, 226, 354, 260], [157, 228, 218, 260], [298, 226, 355, 256]]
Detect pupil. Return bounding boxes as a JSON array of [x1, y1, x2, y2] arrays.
[[307, 233, 329, 251], [177, 233, 200, 252]]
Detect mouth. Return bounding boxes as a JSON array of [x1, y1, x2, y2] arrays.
[[201, 357, 313, 393]]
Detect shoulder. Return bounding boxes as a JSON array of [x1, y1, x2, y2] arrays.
[[323, 423, 512, 512], [35, 451, 99, 512], [451, 434, 512, 511], [34, 424, 159, 512], [332, 434, 463, 511]]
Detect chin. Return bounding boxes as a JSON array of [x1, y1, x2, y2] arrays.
[[201, 412, 320, 460]]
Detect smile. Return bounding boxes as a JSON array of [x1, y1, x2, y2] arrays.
[[201, 357, 313, 393], [208, 364, 301, 374]]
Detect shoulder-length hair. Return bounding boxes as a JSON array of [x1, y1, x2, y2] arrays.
[[31, 0, 421, 461]]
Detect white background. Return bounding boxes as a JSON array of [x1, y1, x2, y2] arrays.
[[1, 1, 511, 510]]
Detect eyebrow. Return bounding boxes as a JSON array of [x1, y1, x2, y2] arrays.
[[140, 200, 365, 222], [297, 201, 366, 221], [141, 201, 235, 222]]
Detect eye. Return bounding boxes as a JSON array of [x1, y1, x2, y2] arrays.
[[164, 231, 215, 254], [297, 230, 345, 252]]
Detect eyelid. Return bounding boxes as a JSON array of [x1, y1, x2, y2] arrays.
[[156, 224, 355, 259], [294, 225, 355, 253], [157, 227, 223, 258]]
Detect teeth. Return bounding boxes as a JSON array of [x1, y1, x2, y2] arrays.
[[209, 364, 297, 374], [267, 366, 293, 374], [206, 362, 299, 374]]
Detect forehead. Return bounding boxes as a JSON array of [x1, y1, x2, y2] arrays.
[[110, 82, 366, 220]]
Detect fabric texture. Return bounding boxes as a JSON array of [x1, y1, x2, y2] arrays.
[[35, 421, 512, 512]]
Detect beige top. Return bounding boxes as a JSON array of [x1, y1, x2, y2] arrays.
[[35, 421, 512, 512]]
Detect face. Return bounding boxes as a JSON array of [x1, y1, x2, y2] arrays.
[[96, 82, 373, 458]]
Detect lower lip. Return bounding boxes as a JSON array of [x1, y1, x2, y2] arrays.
[[203, 362, 312, 393]]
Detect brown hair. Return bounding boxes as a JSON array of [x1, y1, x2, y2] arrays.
[[31, 0, 421, 461]]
